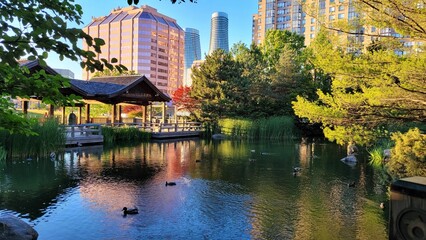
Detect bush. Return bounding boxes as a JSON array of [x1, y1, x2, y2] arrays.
[[387, 128, 426, 178], [218, 116, 296, 140], [102, 126, 150, 144]]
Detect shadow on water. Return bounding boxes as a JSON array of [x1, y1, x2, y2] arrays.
[[0, 138, 389, 239]]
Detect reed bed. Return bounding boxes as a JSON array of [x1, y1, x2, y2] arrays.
[[102, 126, 151, 144], [0, 119, 65, 159], [368, 139, 393, 168], [219, 116, 296, 140]]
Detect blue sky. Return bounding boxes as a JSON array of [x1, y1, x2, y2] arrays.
[[47, 0, 258, 79]]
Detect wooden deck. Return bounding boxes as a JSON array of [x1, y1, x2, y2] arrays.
[[65, 124, 103, 146], [64, 122, 202, 146], [150, 122, 203, 139]]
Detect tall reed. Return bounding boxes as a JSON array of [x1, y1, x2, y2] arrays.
[[102, 126, 151, 144], [219, 116, 296, 140], [368, 139, 393, 168], [0, 119, 65, 159]]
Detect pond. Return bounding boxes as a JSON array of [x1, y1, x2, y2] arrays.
[[0, 138, 389, 239]]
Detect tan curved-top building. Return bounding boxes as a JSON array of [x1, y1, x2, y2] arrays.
[[82, 5, 185, 95]]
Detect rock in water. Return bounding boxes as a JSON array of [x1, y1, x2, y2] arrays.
[[0, 214, 39, 240]]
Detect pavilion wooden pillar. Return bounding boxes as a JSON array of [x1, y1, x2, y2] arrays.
[[78, 106, 82, 124], [174, 105, 177, 123], [62, 106, 66, 125], [111, 104, 117, 126], [85, 104, 91, 123], [118, 105, 122, 123], [22, 100, 29, 115], [142, 106, 147, 123], [148, 104, 152, 123], [49, 105, 54, 118], [161, 102, 166, 124]]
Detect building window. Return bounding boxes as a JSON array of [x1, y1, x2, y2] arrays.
[[329, 15, 335, 20], [329, 6, 335, 12], [338, 13, 345, 19], [338, 5, 344, 11], [311, 18, 316, 23], [310, 26, 315, 31]]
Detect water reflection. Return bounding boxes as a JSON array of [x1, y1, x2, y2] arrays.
[[0, 139, 388, 239]]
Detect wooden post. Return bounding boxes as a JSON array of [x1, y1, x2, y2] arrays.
[[174, 105, 178, 123], [62, 106, 66, 125], [142, 105, 147, 123], [85, 104, 91, 123], [49, 105, 54, 118], [148, 104, 152, 123], [22, 100, 29, 115], [78, 106, 82, 124], [118, 105, 122, 123], [111, 104, 117, 126], [162, 102, 166, 124]]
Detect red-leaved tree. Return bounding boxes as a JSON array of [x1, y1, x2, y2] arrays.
[[172, 86, 200, 119]]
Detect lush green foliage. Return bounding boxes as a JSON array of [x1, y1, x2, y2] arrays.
[[1, 0, 126, 135], [387, 128, 426, 178], [191, 31, 321, 124], [293, 0, 426, 146], [0, 119, 65, 159], [102, 126, 151, 144], [368, 139, 393, 167], [219, 116, 296, 140]]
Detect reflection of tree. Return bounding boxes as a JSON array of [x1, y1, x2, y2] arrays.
[[0, 160, 78, 220]]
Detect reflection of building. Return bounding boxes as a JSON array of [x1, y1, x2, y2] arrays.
[[184, 28, 201, 86], [208, 12, 229, 55], [82, 5, 185, 95], [53, 68, 75, 79]]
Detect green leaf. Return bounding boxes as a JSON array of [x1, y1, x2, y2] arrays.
[[94, 38, 105, 46]]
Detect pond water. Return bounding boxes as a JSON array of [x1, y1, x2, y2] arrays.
[[0, 138, 389, 239]]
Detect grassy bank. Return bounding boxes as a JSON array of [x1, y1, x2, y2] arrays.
[[102, 126, 151, 144], [0, 119, 65, 160], [218, 116, 297, 140]]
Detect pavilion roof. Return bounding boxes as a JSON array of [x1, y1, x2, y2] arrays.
[[19, 60, 171, 106], [67, 75, 171, 105]]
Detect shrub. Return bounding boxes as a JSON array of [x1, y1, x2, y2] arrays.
[[387, 128, 426, 178]]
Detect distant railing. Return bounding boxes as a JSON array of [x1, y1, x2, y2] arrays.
[[98, 121, 202, 133], [155, 122, 202, 133], [65, 123, 103, 138]]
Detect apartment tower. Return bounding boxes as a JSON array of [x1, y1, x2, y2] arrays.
[[184, 28, 201, 86], [208, 12, 229, 55], [82, 5, 185, 95], [252, 0, 304, 45]]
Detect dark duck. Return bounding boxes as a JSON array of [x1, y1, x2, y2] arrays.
[[165, 181, 176, 186], [122, 207, 138, 215]]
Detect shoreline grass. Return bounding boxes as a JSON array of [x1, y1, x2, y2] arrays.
[[218, 116, 297, 140]]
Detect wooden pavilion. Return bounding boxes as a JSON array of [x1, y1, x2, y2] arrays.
[[19, 60, 171, 125]]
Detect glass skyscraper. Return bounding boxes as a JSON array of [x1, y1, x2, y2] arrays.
[[184, 28, 201, 86], [208, 12, 229, 55]]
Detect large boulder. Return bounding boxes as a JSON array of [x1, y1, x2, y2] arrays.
[[0, 214, 38, 240]]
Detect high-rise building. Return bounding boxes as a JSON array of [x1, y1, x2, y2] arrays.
[[252, 0, 304, 45], [82, 5, 185, 95], [208, 12, 229, 55], [184, 28, 201, 86]]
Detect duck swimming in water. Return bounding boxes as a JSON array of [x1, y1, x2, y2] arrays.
[[122, 207, 138, 215], [165, 181, 176, 186]]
